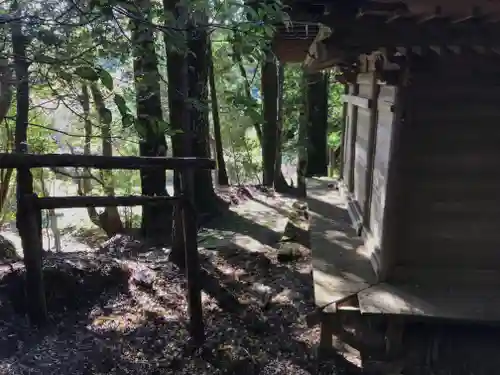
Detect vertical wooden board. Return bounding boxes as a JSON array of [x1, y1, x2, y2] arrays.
[[369, 90, 396, 247], [353, 108, 371, 212], [343, 105, 353, 190], [358, 83, 372, 98], [379, 85, 396, 102], [354, 146, 367, 209], [356, 109, 371, 144], [345, 84, 358, 191]]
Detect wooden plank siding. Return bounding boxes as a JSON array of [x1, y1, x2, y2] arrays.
[[394, 57, 500, 271], [368, 85, 396, 252], [353, 106, 370, 208], [344, 83, 358, 192], [350, 74, 375, 214], [340, 72, 398, 281]]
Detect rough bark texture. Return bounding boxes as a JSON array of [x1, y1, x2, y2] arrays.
[[208, 38, 229, 186], [163, 0, 191, 266], [12, 11, 48, 324], [305, 71, 329, 177], [131, 0, 171, 243], [296, 70, 308, 198], [187, 12, 218, 215], [0, 57, 12, 123], [0, 61, 14, 222], [0, 167, 13, 224], [261, 50, 279, 187]]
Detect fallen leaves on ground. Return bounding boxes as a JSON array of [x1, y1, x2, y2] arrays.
[[0, 193, 343, 375]]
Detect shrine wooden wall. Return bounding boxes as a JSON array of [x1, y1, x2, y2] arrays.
[[341, 54, 500, 282], [394, 54, 500, 273], [341, 72, 398, 278]]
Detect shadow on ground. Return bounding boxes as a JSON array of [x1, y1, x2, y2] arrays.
[[0, 192, 362, 374]]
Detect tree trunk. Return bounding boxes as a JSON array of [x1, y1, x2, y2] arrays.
[[89, 83, 124, 237], [163, 0, 192, 266], [305, 71, 329, 177], [261, 49, 279, 187], [12, 8, 48, 325], [187, 11, 218, 215], [131, 0, 171, 243], [297, 70, 308, 198], [274, 62, 290, 193], [0, 58, 14, 225], [0, 167, 13, 225], [37, 175, 61, 253], [78, 83, 103, 227], [207, 37, 228, 186], [0, 57, 13, 123]]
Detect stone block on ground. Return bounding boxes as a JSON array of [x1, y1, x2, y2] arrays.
[[277, 200, 311, 263], [277, 242, 306, 263]]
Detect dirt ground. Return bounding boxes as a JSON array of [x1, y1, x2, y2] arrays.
[[3, 186, 500, 375], [0, 188, 347, 375]]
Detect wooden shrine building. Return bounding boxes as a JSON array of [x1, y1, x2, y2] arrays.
[[275, 0, 500, 370]]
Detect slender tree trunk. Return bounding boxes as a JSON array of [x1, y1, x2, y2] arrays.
[[297, 70, 308, 197], [187, 11, 218, 215], [131, 0, 171, 242], [261, 49, 279, 187], [207, 38, 228, 186], [305, 71, 329, 177], [89, 83, 124, 236], [0, 168, 13, 225], [163, 0, 192, 266], [0, 58, 14, 225], [78, 83, 102, 227], [274, 62, 290, 192], [0, 57, 12, 123], [37, 175, 61, 253], [12, 7, 47, 324]]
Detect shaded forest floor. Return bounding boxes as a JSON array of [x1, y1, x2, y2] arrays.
[[0, 188, 345, 375]]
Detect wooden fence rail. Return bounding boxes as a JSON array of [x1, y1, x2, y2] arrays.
[[0, 153, 215, 170], [2, 152, 213, 345], [33, 195, 178, 209]]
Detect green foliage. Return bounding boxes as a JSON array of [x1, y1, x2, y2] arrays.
[[100, 107, 113, 125], [114, 94, 129, 115], [75, 66, 100, 81], [326, 75, 345, 151], [0, 0, 346, 231], [99, 69, 114, 90], [327, 131, 341, 148], [0, 108, 58, 224]]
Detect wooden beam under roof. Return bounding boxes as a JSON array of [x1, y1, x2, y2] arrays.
[[278, 0, 500, 67], [400, 0, 500, 17], [321, 16, 500, 51]]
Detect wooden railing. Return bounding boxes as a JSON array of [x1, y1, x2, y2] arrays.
[[0, 153, 215, 344]]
